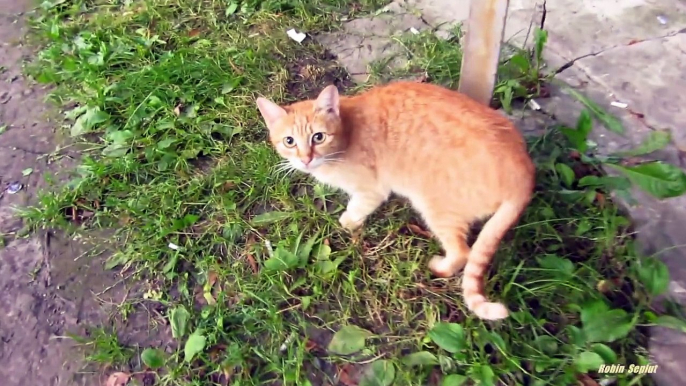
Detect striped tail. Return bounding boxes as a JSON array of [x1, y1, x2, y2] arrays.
[[462, 198, 529, 320]]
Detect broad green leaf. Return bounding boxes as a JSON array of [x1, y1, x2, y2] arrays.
[[157, 138, 176, 149], [614, 130, 672, 157], [102, 144, 129, 158], [225, 2, 239, 15], [559, 126, 588, 153], [534, 28, 548, 64], [606, 161, 686, 199], [581, 300, 635, 343], [537, 254, 574, 277], [566, 325, 586, 346], [184, 330, 206, 362], [575, 351, 605, 372], [169, 306, 190, 339], [315, 243, 332, 260], [141, 348, 165, 369], [183, 214, 199, 227], [401, 351, 439, 367], [107, 129, 134, 144], [654, 315, 686, 333], [360, 360, 395, 386], [468, 364, 495, 385], [634, 257, 670, 296], [591, 343, 617, 363], [575, 109, 593, 137], [251, 211, 292, 225], [442, 374, 468, 386], [428, 322, 466, 353], [533, 335, 559, 355], [509, 53, 530, 73], [555, 163, 575, 188], [263, 246, 299, 272], [70, 107, 110, 137], [489, 332, 507, 352], [162, 252, 179, 274], [315, 260, 336, 275], [297, 232, 319, 267], [327, 325, 372, 355], [578, 175, 632, 190]]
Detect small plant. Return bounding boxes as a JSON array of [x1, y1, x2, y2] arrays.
[[557, 107, 686, 201]]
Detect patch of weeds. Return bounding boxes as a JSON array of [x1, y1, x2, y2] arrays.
[[374, 25, 551, 112], [70, 327, 135, 368], [22, 1, 686, 386]]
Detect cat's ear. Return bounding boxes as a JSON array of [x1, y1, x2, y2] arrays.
[[256, 97, 288, 128], [315, 84, 340, 116]]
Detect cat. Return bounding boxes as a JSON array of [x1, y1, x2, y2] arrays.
[[255, 81, 535, 320]]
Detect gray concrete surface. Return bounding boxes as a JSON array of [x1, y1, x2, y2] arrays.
[[318, 0, 686, 384]]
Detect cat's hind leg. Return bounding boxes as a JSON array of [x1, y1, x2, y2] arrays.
[[423, 216, 471, 277]]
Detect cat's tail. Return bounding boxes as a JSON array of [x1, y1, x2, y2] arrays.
[[462, 196, 530, 320]]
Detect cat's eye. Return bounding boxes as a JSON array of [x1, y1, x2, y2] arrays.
[[283, 136, 296, 147], [311, 132, 326, 144]]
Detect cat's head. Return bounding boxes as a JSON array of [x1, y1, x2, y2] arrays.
[[256, 85, 347, 172]]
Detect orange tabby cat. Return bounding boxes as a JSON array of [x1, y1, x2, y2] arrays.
[[256, 81, 535, 320]]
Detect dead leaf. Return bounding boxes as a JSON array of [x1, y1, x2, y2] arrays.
[[337, 364, 358, 386], [246, 253, 258, 274], [105, 372, 131, 386], [173, 104, 183, 116], [408, 223, 432, 238], [203, 270, 219, 305], [245, 234, 259, 274], [577, 374, 600, 386], [304, 339, 318, 352], [188, 28, 201, 37], [323, 238, 330, 246], [208, 271, 218, 287], [119, 215, 132, 226], [227, 59, 243, 75], [220, 181, 236, 193], [595, 192, 606, 208]]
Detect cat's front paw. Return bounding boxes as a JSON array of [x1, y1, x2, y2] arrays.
[[339, 211, 364, 232]]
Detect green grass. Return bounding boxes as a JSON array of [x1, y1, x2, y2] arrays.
[[18, 1, 686, 385]]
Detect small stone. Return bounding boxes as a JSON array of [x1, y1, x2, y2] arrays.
[[6, 182, 23, 194], [23, 89, 32, 96], [657, 15, 668, 25]]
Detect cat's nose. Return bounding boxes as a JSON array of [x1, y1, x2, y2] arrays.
[[300, 155, 313, 165]]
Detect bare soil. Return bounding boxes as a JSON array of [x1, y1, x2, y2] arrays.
[[0, 3, 171, 385]]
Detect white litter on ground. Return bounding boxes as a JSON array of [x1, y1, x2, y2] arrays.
[[610, 101, 628, 109], [286, 28, 306, 43]]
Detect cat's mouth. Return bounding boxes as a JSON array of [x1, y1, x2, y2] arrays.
[[290, 157, 325, 171]]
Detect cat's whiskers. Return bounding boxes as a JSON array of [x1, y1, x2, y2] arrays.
[[322, 151, 346, 165], [274, 160, 296, 176]]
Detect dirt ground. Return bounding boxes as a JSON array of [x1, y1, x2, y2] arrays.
[[0, 3, 170, 385]]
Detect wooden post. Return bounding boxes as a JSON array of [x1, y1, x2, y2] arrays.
[[458, 0, 510, 106]]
